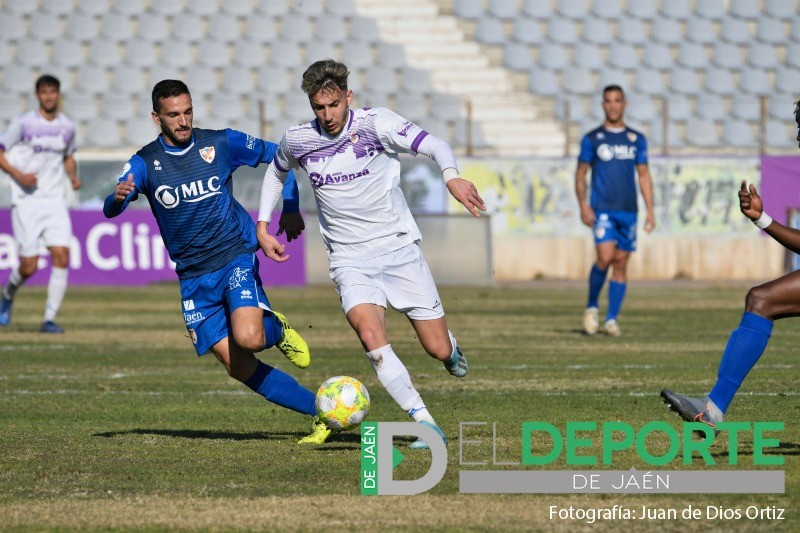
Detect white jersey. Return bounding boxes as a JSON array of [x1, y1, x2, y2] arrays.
[[0, 109, 77, 204], [275, 107, 429, 266]]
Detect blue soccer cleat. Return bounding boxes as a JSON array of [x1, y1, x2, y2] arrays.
[[0, 294, 12, 327], [409, 421, 447, 449], [40, 320, 65, 334], [443, 345, 468, 378]]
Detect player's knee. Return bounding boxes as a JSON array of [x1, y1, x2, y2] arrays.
[[18, 262, 37, 278], [357, 328, 383, 350], [745, 286, 772, 316], [232, 328, 264, 353]]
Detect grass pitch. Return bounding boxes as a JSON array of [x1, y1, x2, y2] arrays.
[[0, 282, 797, 531]]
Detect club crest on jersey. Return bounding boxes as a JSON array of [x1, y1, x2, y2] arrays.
[[199, 146, 215, 163], [627, 132, 637, 142], [350, 133, 359, 144]]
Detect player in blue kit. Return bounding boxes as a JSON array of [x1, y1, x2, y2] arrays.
[[104, 80, 329, 444], [661, 99, 800, 437], [575, 85, 655, 337]]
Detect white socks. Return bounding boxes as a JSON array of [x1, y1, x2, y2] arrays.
[[2, 268, 24, 300], [365, 344, 437, 425], [44, 267, 68, 322]]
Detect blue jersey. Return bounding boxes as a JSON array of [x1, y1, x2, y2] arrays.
[[578, 126, 648, 212], [103, 128, 298, 279]]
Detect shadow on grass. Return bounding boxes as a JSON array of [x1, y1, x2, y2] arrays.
[[95, 428, 302, 441], [710, 441, 800, 458]]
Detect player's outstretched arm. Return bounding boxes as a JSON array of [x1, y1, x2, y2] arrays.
[[256, 220, 289, 262], [740, 180, 800, 254]]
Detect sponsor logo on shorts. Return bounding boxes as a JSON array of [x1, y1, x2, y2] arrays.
[[199, 146, 216, 163], [433, 299, 441, 309], [241, 289, 252, 300], [184, 311, 204, 325], [183, 299, 195, 311], [229, 267, 250, 289]]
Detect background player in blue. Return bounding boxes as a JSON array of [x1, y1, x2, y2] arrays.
[[104, 80, 329, 444], [575, 85, 655, 337], [661, 99, 800, 437]]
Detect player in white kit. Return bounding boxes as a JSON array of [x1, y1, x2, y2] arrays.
[[257, 60, 485, 448], [0, 75, 81, 333]]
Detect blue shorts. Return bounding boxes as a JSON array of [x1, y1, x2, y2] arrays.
[[593, 210, 637, 252], [179, 253, 272, 356]]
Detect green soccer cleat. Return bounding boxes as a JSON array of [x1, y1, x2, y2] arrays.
[[273, 310, 310, 368], [297, 416, 332, 444]]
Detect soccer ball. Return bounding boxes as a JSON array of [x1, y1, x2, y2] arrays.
[[315, 376, 370, 431]]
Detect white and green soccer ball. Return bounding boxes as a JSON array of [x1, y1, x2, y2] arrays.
[[315, 376, 370, 431]]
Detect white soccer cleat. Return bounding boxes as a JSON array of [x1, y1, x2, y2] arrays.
[[604, 318, 621, 337], [583, 307, 599, 335]]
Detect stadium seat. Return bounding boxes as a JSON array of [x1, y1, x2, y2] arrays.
[[554, 94, 585, 122], [183, 66, 217, 96], [65, 13, 99, 42], [233, 117, 262, 137], [627, 0, 657, 20], [756, 16, 787, 44], [528, 69, 560, 96], [76, 65, 110, 94], [395, 94, 428, 124], [402, 69, 434, 94], [522, 0, 552, 18], [503, 43, 533, 71], [221, 65, 256, 96], [209, 14, 241, 43], [42, 0, 77, 15], [0, 94, 24, 122], [100, 12, 134, 41], [538, 43, 569, 71], [341, 42, 373, 70], [90, 39, 123, 68], [256, 0, 289, 15], [30, 13, 63, 42], [420, 117, 450, 140], [696, 94, 727, 121], [686, 18, 716, 44], [573, 43, 603, 70], [314, 16, 348, 45], [749, 43, 779, 69], [583, 18, 613, 45], [453, 0, 484, 20], [0, 13, 25, 42], [766, 120, 795, 147], [151, 0, 184, 15], [547, 17, 578, 45], [651, 18, 683, 45], [123, 117, 157, 146], [732, 94, 761, 121], [244, 15, 278, 44], [102, 93, 137, 121], [776, 69, 800, 94], [173, 14, 206, 43], [723, 119, 756, 147], [189, 95, 209, 121], [306, 41, 339, 63], [197, 40, 232, 68], [191, 0, 219, 16], [792, 18, 800, 40], [598, 68, 628, 89], [110, 0, 145, 15], [161, 40, 194, 68], [643, 43, 673, 70], [786, 43, 800, 69], [247, 93, 281, 123], [592, 0, 622, 19], [563, 68, 594, 95], [476, 17, 507, 45], [661, 0, 690, 19], [15, 40, 50, 67], [730, 0, 760, 19], [712, 42, 744, 70], [0, 41, 11, 66], [430, 94, 463, 121], [86, 118, 122, 148], [489, 0, 517, 20], [721, 17, 751, 44], [376, 43, 406, 68], [279, 16, 310, 44], [686, 118, 719, 146], [350, 16, 381, 43], [608, 43, 639, 70], [617, 18, 648, 45], [209, 94, 244, 121], [284, 92, 314, 122], [291, 0, 324, 17], [111, 65, 148, 96], [626, 94, 657, 123], [233, 40, 266, 68], [705, 68, 736, 95], [326, 0, 356, 16], [125, 40, 159, 68], [77, 0, 110, 16], [635, 69, 665, 95], [364, 66, 399, 98], [136, 13, 170, 42], [558, 0, 587, 19], [668, 95, 693, 122], [513, 17, 544, 45], [765, 0, 797, 19], [740, 68, 773, 95], [768, 94, 795, 120], [677, 42, 708, 70], [695, 0, 725, 20], [670, 69, 701, 95]]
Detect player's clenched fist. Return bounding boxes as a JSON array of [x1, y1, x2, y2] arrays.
[[114, 173, 135, 203]]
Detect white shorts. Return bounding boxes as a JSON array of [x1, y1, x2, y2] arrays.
[[329, 243, 445, 320], [11, 200, 72, 257]]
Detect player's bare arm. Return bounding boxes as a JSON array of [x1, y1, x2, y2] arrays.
[[256, 220, 289, 263], [637, 163, 656, 233], [446, 176, 486, 218], [575, 161, 594, 227], [64, 155, 80, 190], [0, 150, 37, 189], [740, 180, 800, 254]]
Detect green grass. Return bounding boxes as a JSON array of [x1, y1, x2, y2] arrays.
[[0, 282, 797, 531]]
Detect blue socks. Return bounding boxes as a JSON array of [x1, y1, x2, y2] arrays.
[[709, 312, 773, 413], [244, 361, 316, 415], [606, 280, 627, 321], [587, 264, 607, 308], [262, 312, 283, 350]]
